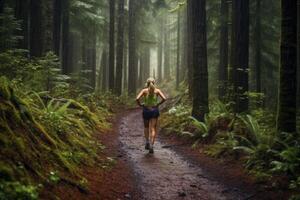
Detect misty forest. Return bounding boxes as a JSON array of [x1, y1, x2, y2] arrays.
[[0, 0, 299, 199]]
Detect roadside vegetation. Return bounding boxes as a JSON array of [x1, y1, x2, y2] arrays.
[[161, 94, 300, 199]]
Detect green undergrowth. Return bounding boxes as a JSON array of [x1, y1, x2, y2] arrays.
[[161, 95, 300, 198], [0, 76, 113, 199]]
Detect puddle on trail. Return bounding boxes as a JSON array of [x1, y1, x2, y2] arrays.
[[119, 111, 248, 200]]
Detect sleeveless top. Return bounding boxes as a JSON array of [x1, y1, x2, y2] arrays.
[[144, 93, 158, 107]]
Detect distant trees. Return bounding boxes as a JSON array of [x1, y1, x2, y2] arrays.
[[189, 0, 209, 121], [115, 0, 125, 95], [61, 0, 70, 74], [176, 10, 181, 90], [29, 0, 43, 57], [109, 0, 115, 91], [231, 0, 249, 113], [254, 0, 262, 93], [277, 0, 297, 133], [218, 0, 229, 99], [128, 0, 137, 95], [52, 0, 62, 56], [157, 18, 163, 82]]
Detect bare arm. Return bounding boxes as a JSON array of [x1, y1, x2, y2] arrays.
[[156, 89, 167, 106], [135, 89, 145, 107]]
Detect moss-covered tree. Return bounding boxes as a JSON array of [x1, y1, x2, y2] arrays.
[[231, 0, 249, 113], [277, 0, 297, 133], [189, 0, 209, 121]]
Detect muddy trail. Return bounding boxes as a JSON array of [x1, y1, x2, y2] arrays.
[[119, 110, 253, 200]]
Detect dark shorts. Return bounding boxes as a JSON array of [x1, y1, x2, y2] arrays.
[[142, 106, 160, 120]]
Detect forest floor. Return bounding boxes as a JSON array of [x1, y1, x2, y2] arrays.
[[44, 108, 291, 200]]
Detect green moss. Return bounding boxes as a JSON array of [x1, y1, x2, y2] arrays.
[[0, 76, 12, 100]]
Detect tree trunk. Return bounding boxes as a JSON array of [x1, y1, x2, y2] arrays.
[[231, 0, 249, 113], [108, 0, 115, 91], [91, 29, 96, 90], [62, 0, 70, 74], [254, 0, 261, 93], [157, 17, 163, 82], [176, 10, 181, 90], [277, 0, 297, 133], [123, 46, 128, 92], [44, 0, 53, 53], [144, 46, 150, 80], [297, 0, 300, 123], [218, 0, 229, 99], [180, 7, 188, 85], [101, 49, 108, 92], [30, 0, 43, 57], [128, 0, 137, 95], [187, 0, 193, 97], [163, 15, 170, 80], [190, 0, 209, 121], [0, 0, 5, 14], [115, 0, 125, 95], [15, 0, 29, 50], [53, 0, 62, 56]]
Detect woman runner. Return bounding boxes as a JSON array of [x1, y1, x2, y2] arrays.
[[136, 78, 167, 153]]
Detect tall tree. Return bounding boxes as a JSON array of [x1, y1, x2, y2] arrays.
[[53, 0, 62, 56], [297, 0, 300, 120], [254, 0, 261, 93], [0, 0, 4, 13], [62, 0, 70, 74], [189, 0, 209, 121], [108, 0, 115, 91], [176, 10, 181, 89], [115, 0, 125, 95], [101, 49, 108, 91], [277, 0, 297, 132], [186, 0, 193, 97], [218, 0, 229, 99], [157, 17, 163, 82], [144, 46, 150, 80], [128, 0, 137, 95], [30, 0, 43, 57], [15, 0, 29, 50], [231, 0, 249, 113], [163, 15, 170, 80]]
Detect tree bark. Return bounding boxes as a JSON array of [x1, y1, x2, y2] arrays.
[[128, 0, 137, 95], [123, 46, 128, 92], [157, 17, 163, 82], [101, 49, 108, 92], [254, 0, 261, 93], [277, 0, 297, 132], [115, 0, 125, 95], [231, 0, 249, 113], [62, 0, 70, 74], [53, 0, 62, 56], [163, 15, 170, 80], [144, 46, 150, 80], [15, 0, 29, 50], [297, 0, 300, 121], [30, 0, 43, 57], [218, 0, 228, 99], [187, 0, 193, 97], [108, 0, 115, 91], [190, 0, 209, 121], [176, 10, 181, 90]]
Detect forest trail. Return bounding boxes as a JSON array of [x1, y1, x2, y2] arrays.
[[118, 110, 251, 200]]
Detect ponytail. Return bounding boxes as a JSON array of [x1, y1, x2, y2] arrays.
[[146, 77, 156, 94]]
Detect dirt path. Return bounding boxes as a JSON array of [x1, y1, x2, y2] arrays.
[[119, 110, 251, 200]]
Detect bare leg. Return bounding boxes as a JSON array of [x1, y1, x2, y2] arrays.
[[144, 119, 149, 142], [149, 118, 158, 146]]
